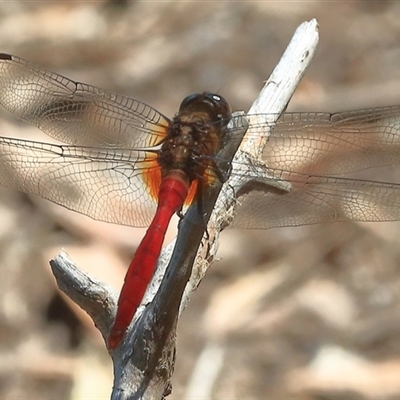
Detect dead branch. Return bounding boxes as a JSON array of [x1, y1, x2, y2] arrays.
[[50, 18, 319, 400]]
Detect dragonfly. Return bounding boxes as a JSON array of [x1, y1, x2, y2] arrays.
[[1, 54, 400, 349]]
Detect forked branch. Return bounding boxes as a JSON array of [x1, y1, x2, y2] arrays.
[[50, 18, 319, 400]]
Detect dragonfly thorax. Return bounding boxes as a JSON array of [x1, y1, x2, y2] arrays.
[[157, 93, 232, 182]]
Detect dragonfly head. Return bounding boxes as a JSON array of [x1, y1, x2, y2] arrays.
[[178, 92, 232, 127]]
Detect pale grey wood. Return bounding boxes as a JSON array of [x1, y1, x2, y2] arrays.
[[50, 18, 320, 400]]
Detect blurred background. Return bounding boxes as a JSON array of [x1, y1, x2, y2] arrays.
[[1, 1, 400, 399]]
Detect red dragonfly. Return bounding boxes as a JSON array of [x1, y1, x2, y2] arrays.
[[0, 54, 400, 349]]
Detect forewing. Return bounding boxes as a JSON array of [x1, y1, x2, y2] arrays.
[[263, 106, 400, 174], [0, 54, 170, 148]]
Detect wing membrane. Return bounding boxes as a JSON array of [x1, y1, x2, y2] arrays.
[[232, 170, 400, 229], [2, 53, 400, 230], [0, 54, 170, 148], [261, 107, 400, 174], [0, 136, 158, 226], [230, 107, 400, 228]]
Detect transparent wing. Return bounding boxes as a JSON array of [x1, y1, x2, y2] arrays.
[[0, 136, 158, 226], [242, 106, 400, 174], [232, 170, 400, 229], [2, 52, 400, 230], [230, 107, 400, 228], [0, 53, 170, 148]]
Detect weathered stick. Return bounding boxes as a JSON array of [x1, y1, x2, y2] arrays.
[[50, 18, 319, 400]]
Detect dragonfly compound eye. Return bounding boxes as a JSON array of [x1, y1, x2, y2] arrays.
[[179, 92, 232, 126]]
